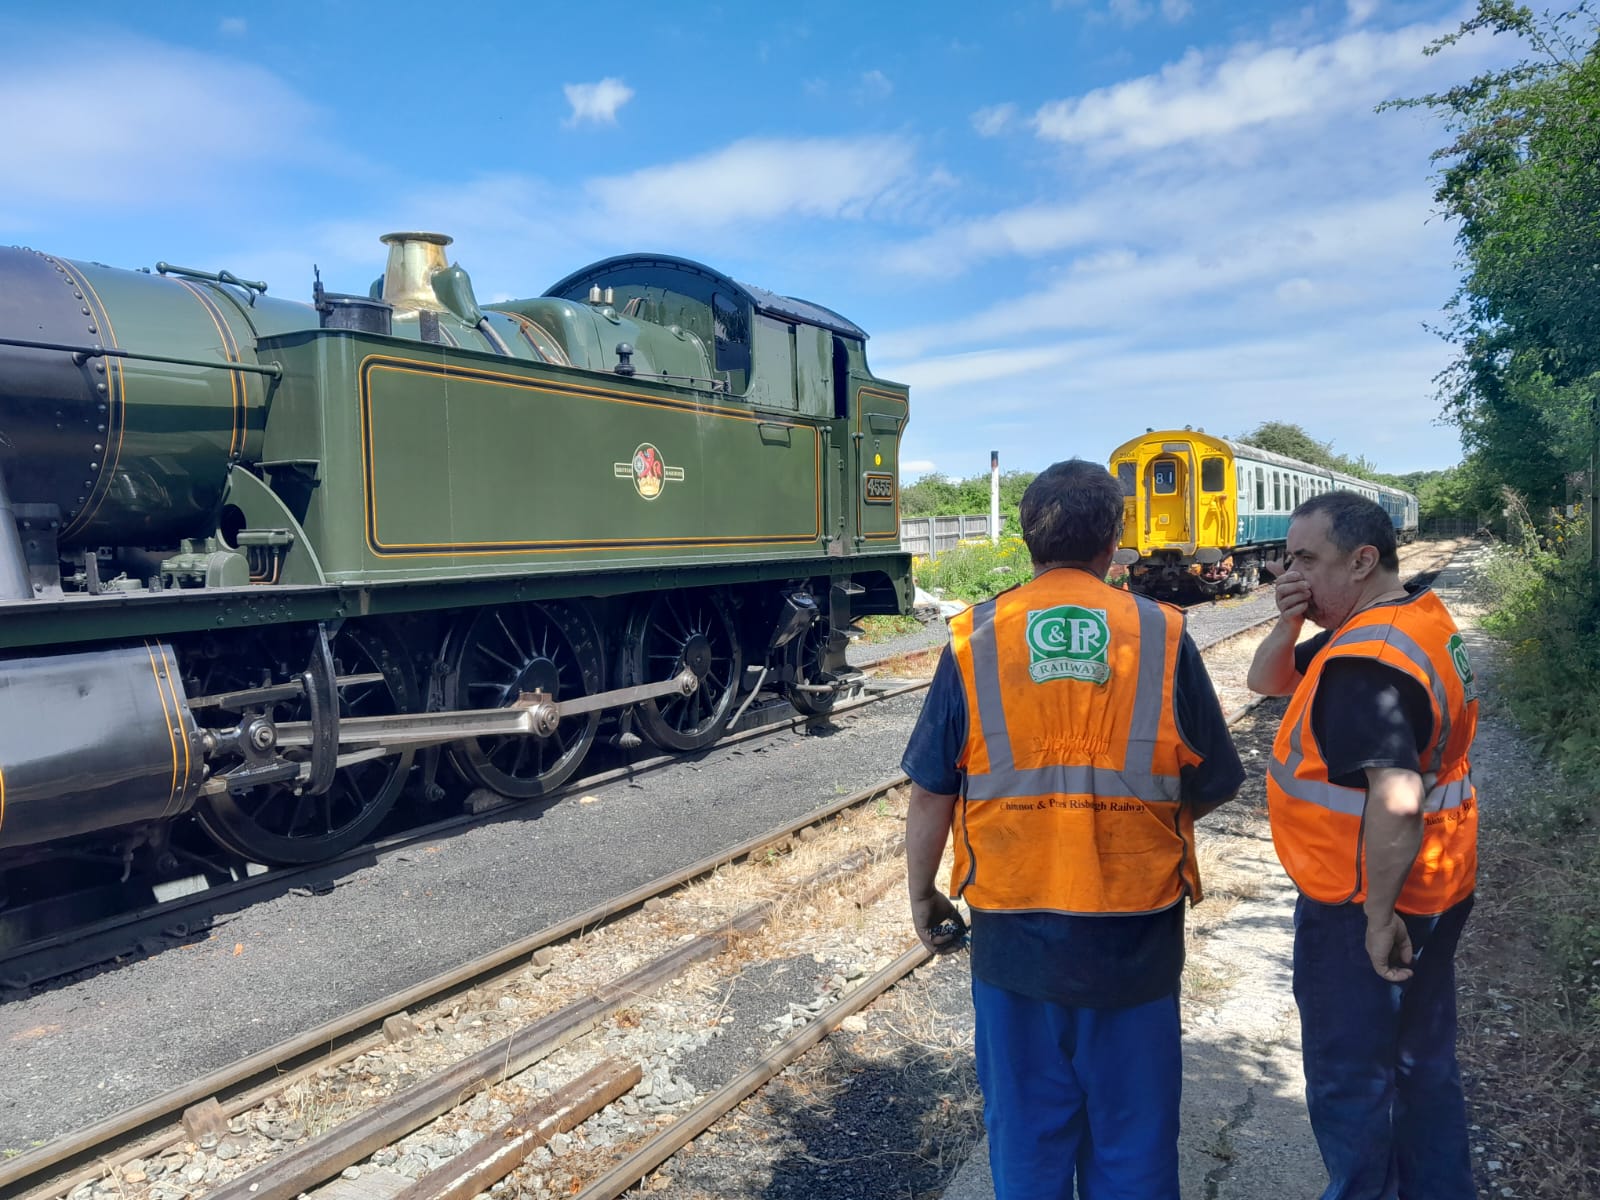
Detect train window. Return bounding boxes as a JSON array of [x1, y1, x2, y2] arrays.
[[1273, 472, 1282, 511], [1237, 467, 1245, 500], [1116, 462, 1135, 497], [1153, 460, 1177, 494], [1293, 477, 1301, 507], [1201, 456, 1224, 491], [1255, 468, 1265, 510], [712, 292, 751, 387]]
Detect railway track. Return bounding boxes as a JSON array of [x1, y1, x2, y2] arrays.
[[5, 539, 1474, 1200], [4, 771, 924, 1200]]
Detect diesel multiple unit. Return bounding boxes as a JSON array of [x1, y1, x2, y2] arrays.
[[1110, 429, 1418, 598]]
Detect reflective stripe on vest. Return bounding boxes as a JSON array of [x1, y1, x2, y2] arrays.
[[949, 573, 1200, 916], [1266, 590, 1477, 914], [963, 592, 1181, 803]]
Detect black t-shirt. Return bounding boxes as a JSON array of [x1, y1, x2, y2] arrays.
[[1293, 605, 1434, 786]]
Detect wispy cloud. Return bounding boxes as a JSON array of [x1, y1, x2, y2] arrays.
[[584, 136, 919, 235], [858, 69, 893, 100], [0, 32, 327, 212], [1347, 0, 1381, 26], [1032, 20, 1453, 154], [563, 78, 634, 126], [1106, 0, 1192, 25], [218, 17, 247, 36], [971, 103, 1017, 137]]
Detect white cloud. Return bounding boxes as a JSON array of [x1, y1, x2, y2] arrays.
[[859, 69, 893, 99], [971, 103, 1017, 137], [0, 33, 326, 212], [585, 136, 918, 234], [1102, 0, 1191, 25], [902, 459, 937, 475], [1347, 0, 1380, 25], [875, 189, 1442, 360], [880, 200, 1107, 277], [563, 78, 634, 127], [218, 17, 247, 36], [1032, 19, 1454, 154]]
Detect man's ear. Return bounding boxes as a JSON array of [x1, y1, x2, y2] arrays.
[[1351, 545, 1379, 578]]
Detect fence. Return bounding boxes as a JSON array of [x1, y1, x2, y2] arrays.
[[1420, 518, 1483, 539], [899, 514, 991, 559]]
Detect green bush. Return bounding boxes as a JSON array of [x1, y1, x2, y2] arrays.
[[1478, 511, 1600, 1015], [915, 538, 1033, 603]]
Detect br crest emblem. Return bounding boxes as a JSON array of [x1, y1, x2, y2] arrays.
[[613, 443, 685, 500]]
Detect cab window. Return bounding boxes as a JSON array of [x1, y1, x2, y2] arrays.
[[1116, 462, 1135, 497], [712, 292, 751, 389], [1153, 461, 1177, 494], [1201, 456, 1225, 491]]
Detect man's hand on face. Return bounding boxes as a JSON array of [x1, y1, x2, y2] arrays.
[[1264, 558, 1310, 625]]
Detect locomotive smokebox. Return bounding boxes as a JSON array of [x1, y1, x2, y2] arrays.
[[0, 247, 279, 551]]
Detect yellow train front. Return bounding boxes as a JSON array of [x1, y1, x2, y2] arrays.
[[1109, 430, 1418, 599]]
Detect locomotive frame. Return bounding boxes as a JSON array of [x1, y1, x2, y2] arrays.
[[0, 235, 912, 878]]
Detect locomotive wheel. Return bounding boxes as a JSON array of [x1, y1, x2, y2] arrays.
[[193, 623, 419, 865], [623, 589, 743, 752], [444, 601, 603, 799], [784, 619, 841, 718]]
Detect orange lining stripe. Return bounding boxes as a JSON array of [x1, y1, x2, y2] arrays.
[[158, 643, 192, 811], [59, 262, 126, 539], [173, 279, 245, 459], [358, 356, 825, 556], [143, 640, 181, 810]]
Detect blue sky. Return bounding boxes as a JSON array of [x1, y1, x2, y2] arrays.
[[3, 1, 1511, 477]]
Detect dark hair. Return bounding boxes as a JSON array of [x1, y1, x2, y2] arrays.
[[1291, 491, 1398, 571], [1019, 460, 1124, 564]]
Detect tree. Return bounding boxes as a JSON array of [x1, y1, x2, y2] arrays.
[[1232, 421, 1381, 479], [900, 469, 1038, 539], [1384, 2, 1600, 563]]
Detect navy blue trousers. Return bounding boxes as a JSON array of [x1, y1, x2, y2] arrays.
[[972, 976, 1181, 1200], [1293, 894, 1475, 1200]]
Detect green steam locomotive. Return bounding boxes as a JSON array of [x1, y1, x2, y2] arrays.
[[0, 233, 910, 873]]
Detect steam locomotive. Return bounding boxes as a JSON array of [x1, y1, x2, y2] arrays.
[[0, 234, 911, 878]]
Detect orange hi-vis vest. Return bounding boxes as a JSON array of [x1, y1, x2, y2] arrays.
[[1267, 589, 1478, 915], [948, 568, 1204, 916]]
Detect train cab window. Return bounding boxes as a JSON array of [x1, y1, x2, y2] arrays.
[[1255, 468, 1265, 510], [1201, 456, 1225, 491], [1116, 462, 1135, 497], [712, 292, 751, 391], [1152, 460, 1177, 494]]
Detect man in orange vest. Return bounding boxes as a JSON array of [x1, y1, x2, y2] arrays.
[[904, 460, 1243, 1199], [1248, 491, 1477, 1200]]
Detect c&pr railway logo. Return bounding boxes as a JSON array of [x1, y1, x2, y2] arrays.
[[614, 443, 685, 500], [1025, 605, 1111, 684]]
